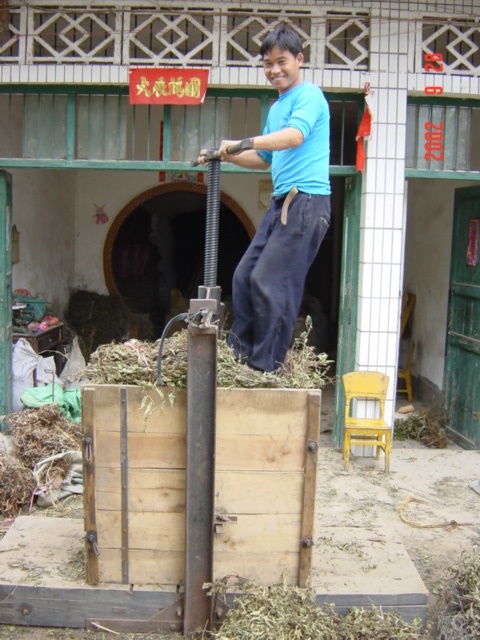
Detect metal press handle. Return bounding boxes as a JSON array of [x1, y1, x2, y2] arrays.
[[190, 137, 255, 166]]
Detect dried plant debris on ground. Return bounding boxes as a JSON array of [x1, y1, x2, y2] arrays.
[[435, 550, 480, 640], [0, 405, 82, 516], [0, 451, 36, 516], [82, 322, 332, 390], [207, 577, 425, 640], [7, 404, 83, 469], [394, 409, 449, 448]]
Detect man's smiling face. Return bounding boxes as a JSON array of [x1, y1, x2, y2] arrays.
[[263, 45, 303, 94]]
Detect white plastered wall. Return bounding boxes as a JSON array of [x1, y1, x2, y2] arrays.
[[403, 179, 478, 396], [73, 170, 268, 294], [11, 169, 75, 317]]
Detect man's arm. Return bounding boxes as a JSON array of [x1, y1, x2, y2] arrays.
[[217, 146, 270, 170], [219, 127, 304, 167]]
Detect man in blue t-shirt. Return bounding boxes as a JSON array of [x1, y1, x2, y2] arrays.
[[218, 26, 331, 372]]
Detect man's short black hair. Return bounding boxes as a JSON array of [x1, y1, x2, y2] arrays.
[[259, 25, 303, 58]]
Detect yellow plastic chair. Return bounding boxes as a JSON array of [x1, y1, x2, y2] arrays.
[[397, 292, 416, 402], [342, 371, 392, 474], [400, 291, 416, 337], [397, 341, 416, 403]]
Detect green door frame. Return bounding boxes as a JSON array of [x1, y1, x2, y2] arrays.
[[0, 171, 13, 421], [333, 175, 361, 448]]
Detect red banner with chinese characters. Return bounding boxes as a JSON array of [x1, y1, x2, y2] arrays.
[[467, 219, 480, 267], [129, 68, 209, 105]]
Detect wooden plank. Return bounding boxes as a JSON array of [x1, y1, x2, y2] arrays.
[[0, 582, 427, 629], [97, 511, 185, 550], [315, 592, 429, 607], [88, 385, 186, 433], [451, 281, 480, 300], [94, 432, 185, 468], [96, 431, 304, 472], [215, 471, 304, 514], [298, 391, 321, 587], [97, 511, 300, 555], [125, 388, 186, 434], [214, 513, 301, 553], [217, 389, 310, 435], [216, 434, 306, 471], [99, 549, 185, 586], [96, 471, 303, 516], [214, 551, 299, 586], [120, 387, 129, 585], [82, 387, 99, 586], [95, 468, 186, 512], [89, 384, 122, 431], [0, 584, 177, 629]]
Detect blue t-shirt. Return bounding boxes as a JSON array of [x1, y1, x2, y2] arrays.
[[257, 82, 331, 197]]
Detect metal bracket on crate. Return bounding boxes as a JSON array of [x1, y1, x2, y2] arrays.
[[214, 513, 238, 535]]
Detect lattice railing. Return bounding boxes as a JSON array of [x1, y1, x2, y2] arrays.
[[126, 10, 217, 65], [221, 9, 314, 66], [27, 9, 121, 63], [0, 3, 370, 71], [325, 13, 369, 70], [4, 4, 480, 76], [421, 17, 480, 75]]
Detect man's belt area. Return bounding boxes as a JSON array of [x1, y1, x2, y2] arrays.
[[281, 186, 299, 225]]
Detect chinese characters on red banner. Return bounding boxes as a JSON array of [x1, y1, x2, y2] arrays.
[[129, 68, 209, 105]]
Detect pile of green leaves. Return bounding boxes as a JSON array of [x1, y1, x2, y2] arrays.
[[208, 578, 424, 640], [393, 409, 448, 448], [82, 321, 332, 391]]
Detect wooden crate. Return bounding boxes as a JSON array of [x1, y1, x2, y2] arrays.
[[82, 385, 321, 590]]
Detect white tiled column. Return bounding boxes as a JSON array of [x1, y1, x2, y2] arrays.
[[356, 10, 409, 425]]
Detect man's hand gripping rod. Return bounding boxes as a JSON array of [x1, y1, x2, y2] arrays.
[[191, 137, 254, 166]]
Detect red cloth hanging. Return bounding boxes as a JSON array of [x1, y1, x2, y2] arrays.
[[356, 99, 372, 172]]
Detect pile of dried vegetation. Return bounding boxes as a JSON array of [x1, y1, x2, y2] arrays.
[[82, 323, 332, 390], [0, 451, 36, 516], [0, 405, 82, 516], [393, 409, 448, 448], [8, 404, 83, 469], [435, 551, 480, 639], [208, 578, 424, 639]]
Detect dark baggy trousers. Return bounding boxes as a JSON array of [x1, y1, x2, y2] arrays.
[[227, 191, 331, 372]]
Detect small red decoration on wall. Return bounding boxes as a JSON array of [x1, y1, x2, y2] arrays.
[[94, 204, 109, 224]]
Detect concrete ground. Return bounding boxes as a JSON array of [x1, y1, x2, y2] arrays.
[[317, 382, 480, 624]]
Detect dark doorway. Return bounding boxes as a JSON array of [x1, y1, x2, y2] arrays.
[[107, 178, 344, 354], [111, 189, 251, 338]]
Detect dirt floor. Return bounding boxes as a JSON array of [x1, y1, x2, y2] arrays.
[[1, 388, 480, 639], [319, 386, 480, 597]]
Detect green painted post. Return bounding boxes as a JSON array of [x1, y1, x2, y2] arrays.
[[0, 171, 12, 423], [333, 175, 361, 449]]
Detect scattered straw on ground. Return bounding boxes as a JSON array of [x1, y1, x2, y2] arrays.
[[82, 324, 332, 390], [7, 404, 82, 470], [208, 576, 424, 639]]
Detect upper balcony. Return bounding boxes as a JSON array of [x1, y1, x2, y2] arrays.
[[0, 1, 479, 87]]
